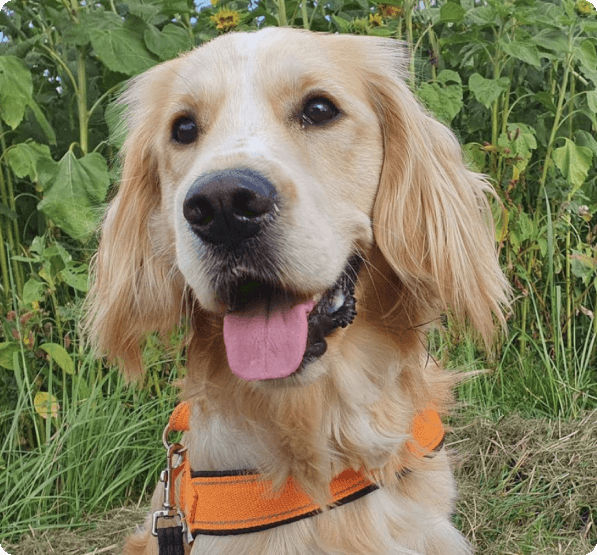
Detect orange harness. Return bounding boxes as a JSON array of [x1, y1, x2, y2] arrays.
[[153, 402, 445, 543]]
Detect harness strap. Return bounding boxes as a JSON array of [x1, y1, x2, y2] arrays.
[[165, 402, 445, 537], [156, 525, 185, 555]]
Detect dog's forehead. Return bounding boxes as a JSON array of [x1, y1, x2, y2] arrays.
[[174, 29, 355, 93]]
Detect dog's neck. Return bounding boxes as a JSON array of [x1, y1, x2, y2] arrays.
[[181, 307, 453, 504]]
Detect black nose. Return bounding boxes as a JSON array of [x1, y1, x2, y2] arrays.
[[183, 168, 278, 248]]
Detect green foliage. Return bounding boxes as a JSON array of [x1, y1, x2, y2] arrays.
[[1, 0, 597, 544]]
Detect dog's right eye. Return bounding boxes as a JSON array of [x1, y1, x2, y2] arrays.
[[301, 97, 339, 127], [172, 117, 199, 144]]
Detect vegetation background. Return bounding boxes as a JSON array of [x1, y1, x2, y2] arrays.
[[0, 0, 596, 553]]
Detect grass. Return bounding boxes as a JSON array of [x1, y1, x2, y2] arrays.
[[3, 409, 596, 555], [0, 345, 181, 543], [453, 410, 597, 555]]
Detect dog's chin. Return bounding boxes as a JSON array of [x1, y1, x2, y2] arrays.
[[212, 255, 362, 385]]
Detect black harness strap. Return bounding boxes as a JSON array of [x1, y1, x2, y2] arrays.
[[156, 525, 185, 555]]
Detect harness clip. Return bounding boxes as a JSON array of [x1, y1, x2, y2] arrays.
[[151, 436, 191, 543]]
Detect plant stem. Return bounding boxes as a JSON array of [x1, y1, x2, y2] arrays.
[[568, 69, 576, 140], [77, 48, 89, 156], [0, 205, 9, 307], [301, 0, 309, 29], [496, 66, 514, 185], [182, 13, 194, 44], [565, 71, 577, 364], [538, 52, 573, 209], [0, 122, 24, 298], [518, 255, 533, 357], [564, 212, 572, 358], [404, 0, 415, 86], [277, 0, 288, 27]]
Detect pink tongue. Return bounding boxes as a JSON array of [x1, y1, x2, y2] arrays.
[[223, 299, 316, 381]]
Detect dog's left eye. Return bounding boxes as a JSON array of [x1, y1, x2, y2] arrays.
[[301, 97, 339, 126]]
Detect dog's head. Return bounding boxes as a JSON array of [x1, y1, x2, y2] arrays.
[[87, 28, 509, 385]]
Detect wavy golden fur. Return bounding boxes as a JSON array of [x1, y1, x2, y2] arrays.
[[87, 27, 510, 555]]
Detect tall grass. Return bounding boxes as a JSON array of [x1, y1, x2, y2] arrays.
[[0, 348, 180, 542]]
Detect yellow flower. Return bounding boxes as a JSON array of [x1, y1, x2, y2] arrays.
[[369, 13, 384, 27], [210, 9, 241, 31], [32, 301, 40, 312], [378, 4, 404, 19], [576, 0, 596, 15], [210, 0, 218, 5]]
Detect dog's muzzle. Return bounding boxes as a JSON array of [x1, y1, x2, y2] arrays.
[[182, 167, 362, 381]]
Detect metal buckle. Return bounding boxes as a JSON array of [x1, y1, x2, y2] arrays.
[[152, 426, 192, 543], [151, 507, 187, 536]]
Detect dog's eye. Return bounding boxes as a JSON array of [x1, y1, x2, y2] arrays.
[[172, 116, 199, 144], [302, 97, 339, 126]]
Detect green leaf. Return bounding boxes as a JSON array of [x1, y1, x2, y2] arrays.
[[23, 278, 45, 305], [6, 142, 53, 181], [331, 14, 351, 33], [126, 0, 164, 23], [63, 22, 93, 47], [575, 39, 597, 83], [463, 143, 487, 173], [0, 56, 33, 129], [535, 91, 557, 114], [38, 151, 111, 241], [0, 204, 17, 222], [436, 69, 462, 85], [40, 343, 75, 375], [144, 23, 193, 61], [417, 75, 463, 123], [501, 40, 541, 68], [468, 73, 509, 108], [0, 343, 20, 371], [160, 0, 194, 15], [87, 13, 157, 76], [531, 29, 570, 56], [517, 211, 534, 242], [27, 101, 57, 145], [497, 123, 537, 172], [552, 139, 593, 189], [587, 90, 597, 113], [62, 264, 90, 292], [440, 2, 466, 23], [575, 130, 597, 160]]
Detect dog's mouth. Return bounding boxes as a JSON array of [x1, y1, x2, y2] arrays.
[[222, 255, 362, 381]]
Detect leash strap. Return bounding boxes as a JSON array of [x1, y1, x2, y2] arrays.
[[156, 525, 185, 555]]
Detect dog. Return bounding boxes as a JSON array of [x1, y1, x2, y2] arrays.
[[87, 27, 510, 555]]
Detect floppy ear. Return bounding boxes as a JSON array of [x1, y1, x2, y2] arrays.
[[366, 40, 510, 344], [86, 72, 185, 379]]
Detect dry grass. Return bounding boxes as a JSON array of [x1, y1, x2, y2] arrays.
[[2, 506, 146, 555], [3, 411, 596, 555], [452, 409, 597, 555]]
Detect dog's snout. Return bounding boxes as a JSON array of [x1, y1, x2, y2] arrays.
[[183, 168, 278, 247]]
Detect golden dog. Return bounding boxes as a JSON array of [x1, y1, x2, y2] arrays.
[[88, 27, 509, 555]]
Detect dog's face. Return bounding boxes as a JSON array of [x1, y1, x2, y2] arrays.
[[132, 29, 386, 382], [89, 28, 508, 385], [160, 30, 382, 309]]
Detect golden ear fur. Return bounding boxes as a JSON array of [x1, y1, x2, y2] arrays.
[[86, 68, 185, 379], [364, 38, 510, 344]]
